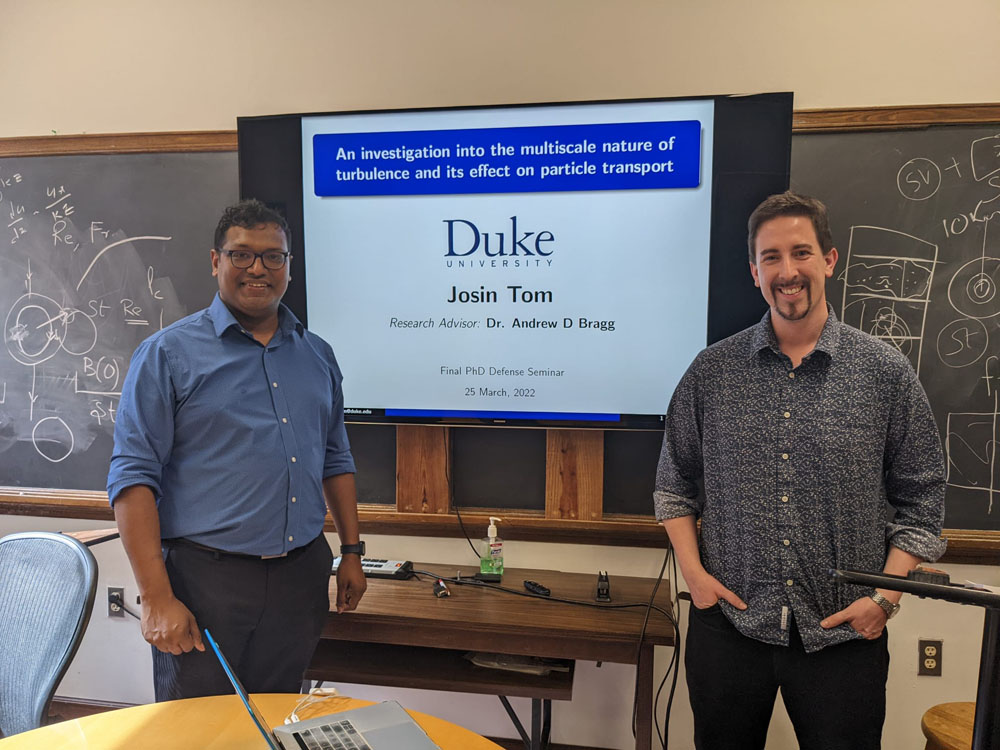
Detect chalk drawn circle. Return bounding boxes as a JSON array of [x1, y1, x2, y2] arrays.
[[31, 416, 74, 463], [948, 257, 1000, 319], [58, 308, 98, 356], [4, 293, 64, 365], [936, 318, 989, 368], [896, 158, 941, 201], [869, 307, 912, 355], [968, 273, 995, 303]]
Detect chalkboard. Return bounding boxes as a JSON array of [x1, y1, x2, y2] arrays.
[[3, 111, 1000, 551], [791, 117, 1000, 531], [0, 150, 237, 491]]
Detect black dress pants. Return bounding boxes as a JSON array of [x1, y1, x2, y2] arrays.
[[152, 534, 333, 702], [685, 603, 889, 750]]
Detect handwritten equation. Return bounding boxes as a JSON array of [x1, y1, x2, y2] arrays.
[[1, 165, 181, 467]]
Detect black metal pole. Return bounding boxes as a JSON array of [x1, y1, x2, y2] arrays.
[[832, 568, 1000, 750], [973, 608, 1000, 750]]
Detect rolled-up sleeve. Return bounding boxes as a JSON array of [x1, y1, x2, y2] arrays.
[[322, 351, 356, 479], [654, 361, 705, 521], [107, 338, 175, 505], [883, 367, 947, 561]]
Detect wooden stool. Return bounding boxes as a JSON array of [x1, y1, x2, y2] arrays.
[[922, 702, 974, 750]]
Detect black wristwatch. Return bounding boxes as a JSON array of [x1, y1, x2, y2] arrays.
[[340, 541, 366, 556]]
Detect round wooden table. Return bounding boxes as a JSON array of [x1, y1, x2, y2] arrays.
[[0, 694, 503, 749], [922, 701, 974, 750]]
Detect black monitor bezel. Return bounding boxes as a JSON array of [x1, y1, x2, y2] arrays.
[[237, 93, 792, 430]]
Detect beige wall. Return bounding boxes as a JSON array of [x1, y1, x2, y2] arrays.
[[2, 0, 999, 138], [3, 1, 998, 748]]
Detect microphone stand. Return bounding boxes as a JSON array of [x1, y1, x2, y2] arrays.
[[832, 568, 1000, 750]]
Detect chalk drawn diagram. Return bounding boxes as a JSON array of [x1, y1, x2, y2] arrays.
[[947, 218, 1000, 321], [937, 134, 1000, 515], [1, 169, 181, 465], [897, 157, 942, 201], [971, 133, 1000, 184], [936, 317, 990, 368], [839, 226, 938, 374], [946, 385, 1000, 513]]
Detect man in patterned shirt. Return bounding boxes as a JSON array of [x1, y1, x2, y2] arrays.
[[654, 192, 945, 749]]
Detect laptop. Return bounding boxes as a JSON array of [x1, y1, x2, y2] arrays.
[[205, 629, 440, 750]]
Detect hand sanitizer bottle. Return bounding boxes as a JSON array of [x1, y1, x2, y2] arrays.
[[480, 516, 504, 575]]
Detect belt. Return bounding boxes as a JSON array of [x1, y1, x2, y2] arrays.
[[162, 537, 308, 560]]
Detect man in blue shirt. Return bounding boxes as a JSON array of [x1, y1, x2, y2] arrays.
[[108, 199, 366, 700], [655, 192, 945, 749]]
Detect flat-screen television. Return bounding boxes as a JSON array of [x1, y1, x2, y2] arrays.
[[238, 93, 792, 429]]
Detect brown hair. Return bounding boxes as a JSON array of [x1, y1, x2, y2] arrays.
[[747, 191, 833, 263]]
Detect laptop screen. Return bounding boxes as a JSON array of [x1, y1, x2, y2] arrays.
[[204, 628, 282, 750]]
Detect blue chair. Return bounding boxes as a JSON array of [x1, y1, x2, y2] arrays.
[[0, 531, 98, 737]]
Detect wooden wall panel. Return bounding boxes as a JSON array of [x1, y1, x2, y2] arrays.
[[396, 426, 451, 514], [545, 430, 603, 521]]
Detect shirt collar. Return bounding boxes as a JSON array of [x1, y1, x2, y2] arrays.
[[751, 303, 841, 360], [207, 293, 304, 340]]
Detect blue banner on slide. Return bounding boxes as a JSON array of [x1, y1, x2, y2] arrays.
[[313, 120, 701, 197]]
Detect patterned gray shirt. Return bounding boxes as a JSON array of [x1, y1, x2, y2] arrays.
[[654, 306, 946, 652]]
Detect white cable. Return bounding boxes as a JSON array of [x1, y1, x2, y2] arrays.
[[284, 686, 341, 724]]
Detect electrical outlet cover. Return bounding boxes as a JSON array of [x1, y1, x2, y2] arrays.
[[108, 586, 125, 618], [918, 639, 943, 676]]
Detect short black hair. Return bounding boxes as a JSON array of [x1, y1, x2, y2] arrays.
[[213, 199, 291, 250], [747, 191, 834, 263]]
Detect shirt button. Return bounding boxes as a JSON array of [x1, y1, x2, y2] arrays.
[[291, 496, 297, 503], [788, 372, 795, 379], [783, 539, 790, 546], [781, 453, 789, 460], [288, 536, 294, 542], [282, 417, 288, 423], [786, 579, 794, 586], [781, 495, 789, 502], [291, 456, 297, 463], [783, 411, 791, 418], [272, 381, 278, 388]]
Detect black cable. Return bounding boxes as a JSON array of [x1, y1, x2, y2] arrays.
[[441, 433, 483, 563], [108, 592, 142, 621], [631, 545, 670, 743], [411, 568, 677, 623], [451, 504, 483, 561], [121, 604, 142, 621], [661, 550, 682, 747], [653, 547, 682, 748]]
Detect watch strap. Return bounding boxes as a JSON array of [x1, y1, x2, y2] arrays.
[[870, 592, 900, 619], [340, 541, 366, 556]]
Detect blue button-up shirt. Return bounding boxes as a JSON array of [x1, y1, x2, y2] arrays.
[[108, 294, 355, 556], [654, 307, 946, 652]]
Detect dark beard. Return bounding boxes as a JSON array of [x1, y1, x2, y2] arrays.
[[772, 282, 812, 321]]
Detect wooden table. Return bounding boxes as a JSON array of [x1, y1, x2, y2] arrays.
[[0, 694, 501, 749], [311, 563, 675, 750], [922, 702, 974, 750]]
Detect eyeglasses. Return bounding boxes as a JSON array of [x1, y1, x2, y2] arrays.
[[219, 249, 290, 270]]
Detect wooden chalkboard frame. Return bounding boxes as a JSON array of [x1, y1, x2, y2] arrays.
[[2, 108, 1000, 563]]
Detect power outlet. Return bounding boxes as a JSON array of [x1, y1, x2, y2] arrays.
[[918, 639, 943, 676], [107, 586, 125, 618]]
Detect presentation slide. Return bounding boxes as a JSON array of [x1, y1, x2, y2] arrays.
[[301, 99, 714, 423]]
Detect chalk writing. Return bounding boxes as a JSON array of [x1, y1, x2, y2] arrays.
[[1, 171, 181, 468]]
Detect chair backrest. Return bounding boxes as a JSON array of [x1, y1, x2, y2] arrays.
[[0, 531, 98, 737]]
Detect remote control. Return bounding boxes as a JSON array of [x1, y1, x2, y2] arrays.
[[524, 580, 551, 596]]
